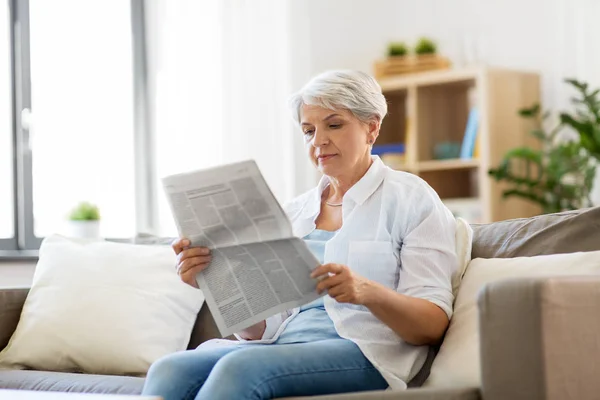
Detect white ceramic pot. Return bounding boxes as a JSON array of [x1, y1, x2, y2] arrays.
[[67, 220, 101, 239]]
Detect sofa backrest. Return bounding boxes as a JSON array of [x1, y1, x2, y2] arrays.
[[176, 207, 600, 348], [187, 304, 226, 349], [471, 206, 600, 259], [0, 287, 29, 351]]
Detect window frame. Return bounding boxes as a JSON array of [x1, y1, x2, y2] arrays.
[[0, 0, 155, 257]]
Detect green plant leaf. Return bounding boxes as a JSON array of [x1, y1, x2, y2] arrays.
[[502, 147, 543, 164], [519, 104, 540, 117], [593, 127, 600, 148], [414, 37, 437, 55], [560, 113, 593, 135], [565, 78, 587, 91], [68, 202, 100, 221], [529, 129, 546, 140], [388, 42, 409, 57]]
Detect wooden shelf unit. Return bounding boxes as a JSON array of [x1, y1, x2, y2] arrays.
[[377, 67, 541, 223]]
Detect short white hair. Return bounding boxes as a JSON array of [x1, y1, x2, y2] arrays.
[[288, 70, 388, 126]]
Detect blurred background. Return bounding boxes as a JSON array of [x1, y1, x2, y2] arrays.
[[1, 0, 600, 256]]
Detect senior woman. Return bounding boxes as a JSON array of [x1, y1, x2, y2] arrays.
[[142, 70, 457, 400]]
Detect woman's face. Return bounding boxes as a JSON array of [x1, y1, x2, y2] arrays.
[[300, 104, 378, 178]]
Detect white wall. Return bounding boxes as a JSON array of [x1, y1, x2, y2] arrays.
[[4, 0, 600, 286], [299, 0, 600, 112], [293, 0, 600, 198]]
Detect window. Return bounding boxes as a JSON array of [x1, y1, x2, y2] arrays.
[[0, 0, 13, 240], [29, 0, 136, 238], [2, 0, 148, 253]]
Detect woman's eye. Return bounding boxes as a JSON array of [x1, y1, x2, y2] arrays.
[[303, 129, 315, 136], [329, 124, 341, 129]]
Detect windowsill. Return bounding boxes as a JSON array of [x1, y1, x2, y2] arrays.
[[0, 250, 39, 261]]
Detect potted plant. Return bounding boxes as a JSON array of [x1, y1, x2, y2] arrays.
[[375, 37, 449, 79], [387, 42, 409, 58], [414, 37, 437, 55], [488, 79, 600, 213], [67, 201, 101, 239]]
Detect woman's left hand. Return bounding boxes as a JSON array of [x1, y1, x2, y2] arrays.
[[311, 263, 374, 305]]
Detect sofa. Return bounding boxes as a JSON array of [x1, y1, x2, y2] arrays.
[[1, 207, 599, 400]]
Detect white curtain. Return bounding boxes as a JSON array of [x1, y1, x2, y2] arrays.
[[146, 0, 303, 235]]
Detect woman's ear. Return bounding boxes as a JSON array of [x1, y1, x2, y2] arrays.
[[367, 119, 380, 144]]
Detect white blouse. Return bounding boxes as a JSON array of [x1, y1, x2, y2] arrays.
[[260, 156, 458, 389]]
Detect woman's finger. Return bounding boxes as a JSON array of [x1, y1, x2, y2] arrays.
[[310, 263, 345, 279], [327, 285, 345, 299], [316, 274, 346, 293], [177, 247, 211, 264], [171, 238, 190, 255], [178, 255, 212, 275], [180, 264, 209, 288]]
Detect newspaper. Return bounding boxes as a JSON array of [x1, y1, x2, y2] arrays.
[[163, 160, 322, 337]]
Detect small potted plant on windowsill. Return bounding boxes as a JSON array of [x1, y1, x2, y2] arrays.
[[67, 201, 101, 239]]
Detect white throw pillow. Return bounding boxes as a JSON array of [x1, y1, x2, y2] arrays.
[[0, 235, 204, 376], [424, 250, 600, 388]]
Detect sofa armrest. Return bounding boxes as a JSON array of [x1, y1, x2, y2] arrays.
[[478, 276, 600, 400], [0, 287, 29, 351]]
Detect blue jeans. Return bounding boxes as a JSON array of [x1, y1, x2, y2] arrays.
[[141, 339, 388, 400]]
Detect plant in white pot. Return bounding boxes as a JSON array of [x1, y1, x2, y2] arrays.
[[67, 201, 101, 239]]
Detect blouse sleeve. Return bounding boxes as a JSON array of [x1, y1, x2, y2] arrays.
[[396, 184, 457, 319]]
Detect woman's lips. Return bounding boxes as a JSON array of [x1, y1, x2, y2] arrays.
[[318, 154, 337, 163]]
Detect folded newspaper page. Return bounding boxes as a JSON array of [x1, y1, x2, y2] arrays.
[[163, 160, 322, 337]]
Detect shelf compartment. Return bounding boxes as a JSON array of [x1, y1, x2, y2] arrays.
[[415, 80, 476, 163], [419, 168, 479, 199], [378, 89, 408, 146]]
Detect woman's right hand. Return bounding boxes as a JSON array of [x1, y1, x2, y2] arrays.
[[172, 238, 212, 289]]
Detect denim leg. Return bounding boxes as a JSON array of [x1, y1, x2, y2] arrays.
[[196, 339, 388, 400], [141, 345, 244, 400]]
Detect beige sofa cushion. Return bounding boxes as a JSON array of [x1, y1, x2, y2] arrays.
[[471, 206, 600, 259], [424, 250, 600, 389]]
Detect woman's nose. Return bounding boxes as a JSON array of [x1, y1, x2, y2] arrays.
[[312, 129, 329, 146]]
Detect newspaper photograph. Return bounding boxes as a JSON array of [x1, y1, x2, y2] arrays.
[[163, 160, 323, 337]]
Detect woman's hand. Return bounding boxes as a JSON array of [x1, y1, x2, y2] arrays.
[[311, 263, 374, 305], [172, 238, 212, 289]]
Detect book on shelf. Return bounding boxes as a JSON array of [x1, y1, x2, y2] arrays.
[[371, 143, 406, 156], [372, 143, 406, 170], [460, 107, 479, 159], [472, 134, 481, 159]]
